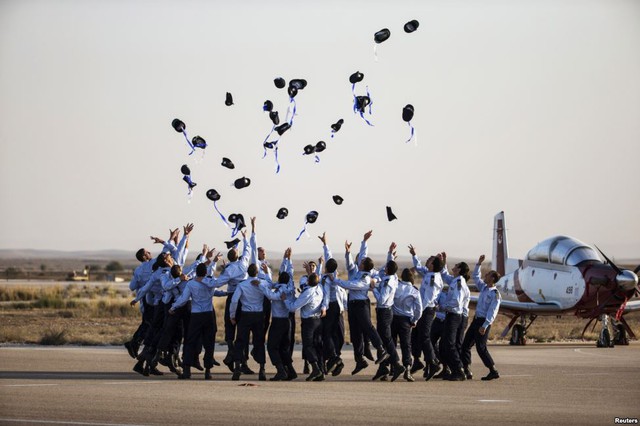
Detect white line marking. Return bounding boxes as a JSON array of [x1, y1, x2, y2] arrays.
[[0, 419, 146, 426], [2, 384, 59, 387], [478, 400, 512, 403], [573, 349, 620, 358]]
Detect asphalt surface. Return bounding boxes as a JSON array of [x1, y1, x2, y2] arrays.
[[1, 343, 639, 425]]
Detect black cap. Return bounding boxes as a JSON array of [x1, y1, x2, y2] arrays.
[[331, 119, 344, 132], [349, 71, 364, 84], [172, 118, 186, 133], [404, 20, 419, 33], [182, 175, 197, 189], [264, 141, 276, 149], [386, 206, 397, 222], [306, 211, 319, 224], [274, 77, 286, 89], [303, 144, 316, 155], [315, 141, 326, 152], [374, 28, 391, 44], [206, 189, 221, 201], [228, 213, 246, 230], [180, 164, 191, 175], [233, 177, 251, 189], [332, 195, 343, 205], [192, 135, 207, 148], [225, 92, 233, 106], [269, 111, 280, 125], [275, 122, 291, 136], [221, 157, 235, 169], [276, 207, 288, 219], [224, 238, 241, 249], [355, 96, 371, 113], [288, 86, 298, 98], [289, 79, 307, 90], [402, 104, 414, 122], [263, 100, 273, 112]]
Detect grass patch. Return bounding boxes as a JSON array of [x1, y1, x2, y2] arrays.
[[39, 327, 67, 345]]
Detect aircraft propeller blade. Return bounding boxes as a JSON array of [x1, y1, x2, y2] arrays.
[[594, 245, 623, 276]]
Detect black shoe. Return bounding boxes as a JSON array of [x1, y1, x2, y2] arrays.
[[391, 364, 406, 382], [372, 366, 390, 381], [178, 373, 191, 380], [481, 370, 500, 381], [410, 359, 425, 374], [285, 363, 298, 381], [433, 367, 449, 379], [404, 368, 415, 382], [149, 367, 164, 376], [332, 360, 344, 377], [193, 359, 204, 371], [133, 361, 144, 376], [351, 360, 369, 375], [375, 350, 390, 365], [212, 357, 220, 367], [306, 363, 323, 381], [241, 364, 255, 375], [312, 374, 325, 382], [425, 363, 441, 381], [232, 363, 241, 381], [464, 367, 473, 380], [258, 368, 266, 381], [364, 344, 374, 361], [270, 364, 288, 381], [303, 360, 310, 374], [444, 370, 466, 381], [143, 363, 150, 377], [204, 368, 212, 380], [125, 341, 137, 359], [223, 356, 234, 373], [379, 375, 388, 381], [326, 357, 338, 374]]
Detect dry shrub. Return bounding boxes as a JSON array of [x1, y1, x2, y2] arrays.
[[39, 327, 67, 345]]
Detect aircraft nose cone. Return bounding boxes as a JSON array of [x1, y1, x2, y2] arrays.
[[616, 270, 639, 291]]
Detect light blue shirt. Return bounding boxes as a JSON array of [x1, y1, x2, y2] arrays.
[[441, 266, 471, 316], [286, 285, 324, 319], [372, 274, 398, 308], [393, 280, 423, 323], [250, 232, 273, 281], [135, 267, 169, 306], [335, 272, 372, 301], [472, 265, 501, 328], [441, 274, 469, 315], [229, 277, 268, 318], [161, 258, 204, 304], [434, 292, 447, 320], [412, 255, 444, 309], [171, 277, 225, 313], [211, 237, 250, 294], [129, 260, 153, 292], [320, 244, 347, 312]]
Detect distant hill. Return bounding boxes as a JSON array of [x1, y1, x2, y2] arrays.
[[0, 249, 132, 261]]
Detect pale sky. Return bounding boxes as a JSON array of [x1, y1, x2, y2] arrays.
[[0, 0, 638, 261]]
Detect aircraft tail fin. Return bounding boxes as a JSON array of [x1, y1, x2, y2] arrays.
[[493, 211, 508, 276]]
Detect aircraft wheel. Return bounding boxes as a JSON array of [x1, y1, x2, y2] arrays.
[[597, 328, 612, 348], [510, 324, 526, 345], [613, 324, 628, 346]]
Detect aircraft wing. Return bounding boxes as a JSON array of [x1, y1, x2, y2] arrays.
[[623, 300, 640, 313], [470, 295, 564, 314]]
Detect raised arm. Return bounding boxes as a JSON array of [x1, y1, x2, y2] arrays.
[[170, 283, 192, 312], [250, 217, 258, 264], [473, 254, 487, 292], [409, 244, 428, 276]]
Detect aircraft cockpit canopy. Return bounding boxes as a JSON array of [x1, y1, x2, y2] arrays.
[[526, 236, 602, 266]]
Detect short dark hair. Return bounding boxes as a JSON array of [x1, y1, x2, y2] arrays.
[[248, 263, 258, 277], [308, 273, 319, 287], [362, 257, 374, 272], [458, 262, 470, 281], [135, 248, 146, 263], [487, 270, 501, 283], [196, 263, 208, 277], [401, 268, 414, 283], [431, 256, 443, 272], [326, 258, 338, 273], [278, 271, 290, 284], [386, 260, 398, 275], [228, 249, 238, 262], [170, 265, 182, 278]]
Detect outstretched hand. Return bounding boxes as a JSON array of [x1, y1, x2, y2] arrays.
[[408, 244, 416, 256], [478, 254, 485, 265], [318, 232, 327, 245], [363, 230, 373, 242]]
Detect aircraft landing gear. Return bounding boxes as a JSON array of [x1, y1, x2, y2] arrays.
[[596, 314, 614, 348], [510, 324, 526, 345], [612, 320, 629, 346]]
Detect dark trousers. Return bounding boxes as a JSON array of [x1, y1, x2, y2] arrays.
[[288, 313, 296, 357], [132, 300, 153, 343], [267, 317, 292, 366], [376, 308, 398, 365], [322, 301, 344, 359], [391, 315, 413, 366], [348, 299, 383, 361], [442, 312, 463, 372], [263, 297, 272, 338], [144, 301, 166, 348], [431, 318, 445, 363], [301, 317, 323, 363], [457, 315, 468, 356], [183, 311, 216, 369], [157, 301, 190, 352], [420, 307, 437, 363], [225, 295, 247, 361], [461, 317, 494, 369], [234, 312, 265, 364]]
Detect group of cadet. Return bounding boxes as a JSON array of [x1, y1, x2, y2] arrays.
[[125, 217, 502, 382]]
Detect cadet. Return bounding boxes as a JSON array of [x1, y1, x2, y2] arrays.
[[125, 247, 154, 359], [461, 255, 501, 381], [391, 268, 423, 382]]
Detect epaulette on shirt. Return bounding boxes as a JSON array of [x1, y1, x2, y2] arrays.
[[412, 285, 419, 292], [429, 275, 435, 287]]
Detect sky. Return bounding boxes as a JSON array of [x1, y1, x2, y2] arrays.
[[0, 0, 639, 262]]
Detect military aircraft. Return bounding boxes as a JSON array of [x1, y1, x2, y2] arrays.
[[481, 211, 640, 347]]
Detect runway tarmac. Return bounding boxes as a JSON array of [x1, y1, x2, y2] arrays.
[[1, 343, 639, 425]]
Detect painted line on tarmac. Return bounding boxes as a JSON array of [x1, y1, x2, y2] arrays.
[[2, 384, 59, 387], [478, 400, 511, 403], [0, 419, 146, 426], [573, 349, 620, 358]]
